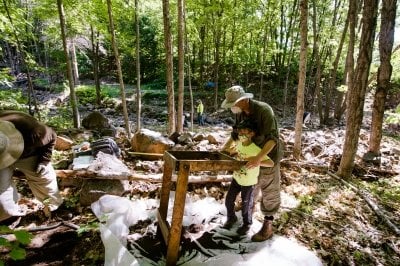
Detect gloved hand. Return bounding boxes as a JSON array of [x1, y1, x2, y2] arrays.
[[36, 163, 49, 176]]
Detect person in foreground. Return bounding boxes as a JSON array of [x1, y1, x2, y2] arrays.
[[0, 110, 63, 222], [221, 85, 282, 242], [223, 119, 274, 235]]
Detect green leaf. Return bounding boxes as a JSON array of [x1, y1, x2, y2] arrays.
[[0, 226, 12, 234], [13, 230, 32, 245], [9, 246, 26, 260], [0, 237, 11, 247]]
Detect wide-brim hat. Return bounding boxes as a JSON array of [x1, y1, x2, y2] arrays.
[[221, 85, 253, 109], [0, 120, 24, 169]]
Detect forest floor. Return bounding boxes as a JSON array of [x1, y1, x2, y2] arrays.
[[0, 88, 399, 266]]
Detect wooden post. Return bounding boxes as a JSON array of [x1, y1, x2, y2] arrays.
[[166, 162, 190, 266]]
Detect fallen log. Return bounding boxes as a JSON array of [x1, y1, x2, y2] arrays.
[[55, 169, 233, 183], [327, 171, 400, 236], [280, 160, 328, 172]]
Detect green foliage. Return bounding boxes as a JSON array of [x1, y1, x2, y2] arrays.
[[63, 194, 80, 209], [385, 104, 400, 125], [0, 90, 28, 111], [358, 178, 400, 212], [298, 195, 314, 214], [142, 90, 168, 102], [0, 226, 32, 263], [75, 84, 122, 106], [0, 68, 15, 87], [76, 220, 100, 236], [42, 106, 73, 130], [141, 80, 166, 91]]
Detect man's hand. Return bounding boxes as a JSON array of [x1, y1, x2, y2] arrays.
[[36, 163, 49, 175], [245, 156, 262, 169]]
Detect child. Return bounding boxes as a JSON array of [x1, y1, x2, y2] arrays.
[[223, 119, 274, 235]]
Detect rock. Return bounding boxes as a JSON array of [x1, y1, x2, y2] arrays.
[[55, 135, 74, 151], [206, 134, 219, 145], [193, 133, 205, 142], [177, 132, 194, 145], [80, 179, 131, 206], [131, 128, 175, 154], [82, 111, 116, 137]]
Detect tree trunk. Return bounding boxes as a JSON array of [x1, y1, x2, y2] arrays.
[[90, 25, 101, 106], [310, 0, 322, 123], [367, 0, 397, 155], [328, 15, 348, 122], [106, 0, 131, 138], [176, 0, 185, 133], [322, 0, 341, 123], [335, 0, 358, 122], [293, 0, 308, 160], [57, 0, 80, 128], [70, 39, 80, 86], [135, 0, 142, 132], [162, 0, 175, 134], [333, 19, 350, 121], [187, 41, 194, 132], [337, 0, 378, 178]]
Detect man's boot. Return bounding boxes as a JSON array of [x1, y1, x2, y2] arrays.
[[251, 219, 273, 242]]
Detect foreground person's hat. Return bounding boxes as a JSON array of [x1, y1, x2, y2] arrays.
[[0, 120, 24, 169], [221, 85, 253, 109]]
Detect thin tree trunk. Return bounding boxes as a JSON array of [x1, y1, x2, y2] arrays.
[[333, 19, 350, 121], [293, 0, 308, 160], [310, 0, 322, 122], [185, 30, 194, 131], [367, 0, 397, 155], [90, 26, 101, 106], [70, 39, 80, 86], [176, 0, 185, 133], [337, 0, 378, 178], [322, 0, 341, 123], [135, 0, 141, 132], [336, 0, 358, 122], [106, 0, 131, 138], [57, 0, 80, 127], [162, 0, 175, 134]]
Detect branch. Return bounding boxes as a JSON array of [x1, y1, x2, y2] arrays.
[[327, 171, 400, 236]]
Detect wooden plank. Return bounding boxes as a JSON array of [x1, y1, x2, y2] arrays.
[[159, 153, 174, 221], [156, 210, 170, 245], [56, 169, 233, 184], [166, 162, 190, 266]]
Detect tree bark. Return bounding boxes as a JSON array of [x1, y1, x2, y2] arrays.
[[337, 0, 378, 178], [90, 26, 101, 106], [335, 0, 358, 122], [70, 39, 80, 86], [293, 0, 308, 160], [162, 0, 176, 134], [367, 0, 397, 155], [57, 0, 80, 128], [176, 0, 185, 133], [106, 0, 131, 138], [135, 0, 142, 132]]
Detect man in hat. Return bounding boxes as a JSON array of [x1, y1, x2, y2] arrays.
[[0, 110, 63, 222], [221, 85, 282, 242]]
